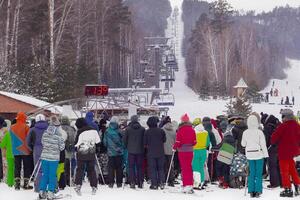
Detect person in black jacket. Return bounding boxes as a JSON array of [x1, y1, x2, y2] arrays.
[[144, 116, 166, 190], [261, 113, 281, 188], [232, 118, 247, 154], [123, 115, 145, 189], [74, 118, 101, 196]]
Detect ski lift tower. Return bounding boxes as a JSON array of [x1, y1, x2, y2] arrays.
[[144, 37, 170, 89]]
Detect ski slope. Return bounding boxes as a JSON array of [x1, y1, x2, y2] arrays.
[[166, 0, 300, 121]]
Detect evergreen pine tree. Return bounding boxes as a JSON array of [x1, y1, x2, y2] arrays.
[[226, 97, 252, 117]]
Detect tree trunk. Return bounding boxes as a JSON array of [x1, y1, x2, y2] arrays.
[[48, 0, 55, 71], [4, 0, 11, 69], [14, 0, 21, 68]]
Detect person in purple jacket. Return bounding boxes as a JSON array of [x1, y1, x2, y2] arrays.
[[27, 114, 49, 192]]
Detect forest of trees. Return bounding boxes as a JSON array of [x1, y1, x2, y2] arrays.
[[182, 0, 300, 97], [0, 0, 171, 102]]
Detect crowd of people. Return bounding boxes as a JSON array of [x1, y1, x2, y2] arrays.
[[0, 109, 300, 199]]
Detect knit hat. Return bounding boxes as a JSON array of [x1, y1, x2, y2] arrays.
[[147, 116, 159, 128], [75, 118, 87, 129], [280, 109, 294, 120], [61, 116, 70, 125], [260, 112, 269, 124], [202, 117, 211, 124], [192, 118, 202, 127], [130, 115, 139, 123], [110, 116, 119, 124], [50, 115, 60, 126], [180, 114, 190, 123], [35, 114, 46, 123]]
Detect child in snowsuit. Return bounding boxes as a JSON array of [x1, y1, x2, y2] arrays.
[[192, 118, 210, 189], [173, 114, 196, 194], [0, 118, 14, 187], [38, 116, 65, 200], [242, 115, 269, 198]]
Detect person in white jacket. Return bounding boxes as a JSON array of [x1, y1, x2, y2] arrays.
[[242, 115, 269, 198]]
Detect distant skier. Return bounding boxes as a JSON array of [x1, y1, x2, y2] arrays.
[[281, 98, 284, 105], [285, 96, 290, 105], [272, 81, 275, 87], [265, 93, 269, 103], [292, 96, 295, 105], [270, 88, 273, 97]]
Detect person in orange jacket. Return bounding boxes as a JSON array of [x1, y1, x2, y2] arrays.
[[10, 112, 33, 190]]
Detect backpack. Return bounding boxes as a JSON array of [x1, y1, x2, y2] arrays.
[[230, 153, 247, 177], [217, 143, 235, 165]]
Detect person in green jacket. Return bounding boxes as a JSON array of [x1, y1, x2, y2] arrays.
[[192, 118, 210, 190], [0, 120, 15, 187]]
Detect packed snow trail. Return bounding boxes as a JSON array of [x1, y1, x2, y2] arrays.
[[166, 0, 202, 121]]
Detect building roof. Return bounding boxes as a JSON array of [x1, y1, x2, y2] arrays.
[[234, 78, 248, 88], [0, 91, 62, 114]]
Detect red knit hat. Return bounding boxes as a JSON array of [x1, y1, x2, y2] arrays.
[[181, 114, 190, 123]]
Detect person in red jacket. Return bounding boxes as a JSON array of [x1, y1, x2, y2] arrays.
[[271, 109, 300, 197], [173, 114, 196, 194]]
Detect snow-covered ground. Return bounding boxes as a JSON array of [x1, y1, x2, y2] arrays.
[[0, 182, 286, 200], [1, 1, 300, 200], [166, 0, 300, 121]]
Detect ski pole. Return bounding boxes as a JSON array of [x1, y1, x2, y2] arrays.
[[244, 176, 248, 196], [165, 151, 175, 185], [95, 155, 105, 185], [29, 159, 41, 183], [69, 158, 72, 187]]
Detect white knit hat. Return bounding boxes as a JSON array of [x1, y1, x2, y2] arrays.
[[35, 114, 46, 122]]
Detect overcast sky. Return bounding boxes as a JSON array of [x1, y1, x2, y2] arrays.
[[203, 0, 300, 13]]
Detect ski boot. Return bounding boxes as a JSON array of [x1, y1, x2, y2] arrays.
[[159, 184, 165, 190], [47, 192, 55, 200], [138, 182, 143, 189], [168, 182, 175, 187], [255, 192, 261, 198], [38, 191, 47, 200], [200, 182, 208, 190], [183, 186, 194, 194], [15, 178, 21, 190], [130, 183, 136, 189], [150, 185, 158, 190], [222, 181, 229, 189], [92, 187, 97, 195], [280, 188, 293, 197], [294, 184, 299, 196], [218, 176, 224, 188], [23, 178, 33, 190], [250, 192, 256, 198], [74, 185, 82, 196]]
